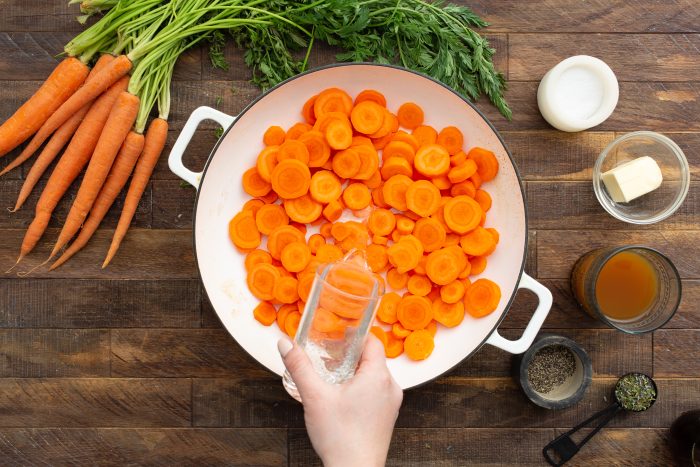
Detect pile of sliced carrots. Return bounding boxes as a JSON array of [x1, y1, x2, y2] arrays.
[[231, 87, 502, 361]]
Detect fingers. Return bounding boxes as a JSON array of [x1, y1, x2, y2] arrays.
[[278, 337, 325, 400], [356, 334, 388, 374]]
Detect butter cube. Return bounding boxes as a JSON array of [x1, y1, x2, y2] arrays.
[[601, 156, 663, 203]]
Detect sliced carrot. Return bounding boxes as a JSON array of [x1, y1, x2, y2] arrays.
[[245, 249, 273, 272], [414, 144, 450, 177], [382, 174, 413, 211], [392, 322, 411, 339], [312, 307, 348, 334], [352, 143, 380, 181], [259, 191, 279, 204], [229, 211, 261, 250], [242, 167, 271, 198], [369, 109, 397, 139], [298, 130, 331, 167], [285, 311, 302, 337], [391, 131, 420, 151], [313, 111, 350, 133], [350, 100, 385, 135], [290, 222, 308, 235], [354, 89, 386, 107], [425, 320, 438, 336], [458, 259, 472, 279], [413, 217, 446, 252], [372, 235, 388, 246], [469, 255, 488, 276], [387, 237, 422, 274], [432, 298, 465, 327], [270, 159, 311, 199], [397, 295, 433, 330], [309, 170, 341, 204], [308, 233, 326, 254], [431, 175, 451, 190], [395, 216, 415, 235], [448, 159, 478, 184], [377, 292, 401, 324], [487, 227, 500, 244], [332, 147, 361, 178], [371, 132, 395, 150], [381, 156, 413, 180], [444, 233, 461, 247], [385, 333, 404, 358], [414, 255, 428, 276], [383, 140, 416, 164], [366, 243, 388, 273], [273, 276, 300, 304], [387, 267, 409, 290], [277, 303, 295, 330], [277, 139, 310, 164], [450, 151, 468, 167], [362, 170, 383, 189], [322, 199, 344, 222], [460, 226, 497, 257], [243, 199, 265, 216], [370, 326, 389, 349], [314, 87, 353, 118], [352, 135, 373, 147], [253, 301, 277, 326], [404, 329, 434, 360], [302, 94, 317, 124], [342, 183, 371, 210], [371, 186, 389, 208], [440, 280, 466, 304], [450, 180, 476, 198], [285, 194, 322, 223], [437, 126, 464, 155], [256, 145, 279, 183], [464, 278, 501, 317], [470, 171, 483, 190], [368, 208, 396, 237], [280, 242, 312, 273], [443, 195, 483, 234], [285, 122, 312, 141], [474, 189, 492, 212], [406, 180, 441, 217], [425, 246, 466, 286], [263, 125, 286, 146], [297, 273, 315, 302], [325, 118, 353, 150], [254, 204, 289, 235], [316, 244, 344, 263], [407, 274, 432, 297], [467, 147, 499, 182], [247, 263, 281, 301], [267, 225, 305, 260], [397, 102, 424, 129], [412, 125, 437, 146]]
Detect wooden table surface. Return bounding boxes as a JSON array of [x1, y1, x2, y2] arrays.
[[1, 1, 699, 465]]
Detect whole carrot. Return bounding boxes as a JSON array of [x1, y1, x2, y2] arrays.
[[50, 91, 140, 259], [4, 55, 116, 209], [103, 117, 168, 268], [50, 131, 145, 270], [17, 76, 129, 263], [5, 55, 132, 168], [0, 57, 89, 158]]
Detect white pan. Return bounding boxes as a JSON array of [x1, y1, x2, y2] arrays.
[[169, 63, 552, 390]]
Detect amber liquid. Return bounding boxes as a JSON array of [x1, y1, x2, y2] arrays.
[[595, 251, 658, 320]]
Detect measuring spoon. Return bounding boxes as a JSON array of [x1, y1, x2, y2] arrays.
[[543, 372, 658, 466]]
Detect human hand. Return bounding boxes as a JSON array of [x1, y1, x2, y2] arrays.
[[278, 335, 403, 467]]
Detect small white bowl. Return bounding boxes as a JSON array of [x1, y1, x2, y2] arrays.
[[593, 131, 690, 224]]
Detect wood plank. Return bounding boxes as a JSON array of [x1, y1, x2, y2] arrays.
[[0, 229, 196, 279], [0, 378, 191, 427], [467, 0, 700, 33], [654, 330, 700, 377], [510, 34, 700, 82], [110, 329, 261, 377], [450, 329, 652, 378], [537, 230, 699, 279], [0, 179, 152, 230], [443, 377, 700, 428], [0, 32, 74, 80], [151, 180, 195, 229], [500, 279, 700, 330], [669, 132, 700, 180], [527, 181, 700, 230], [193, 376, 446, 428], [0, 428, 287, 466], [1, 1, 82, 32], [289, 427, 674, 466], [172, 47, 202, 81], [0, 329, 109, 377], [0, 279, 201, 328]]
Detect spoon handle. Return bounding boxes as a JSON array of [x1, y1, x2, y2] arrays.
[[543, 403, 622, 466]]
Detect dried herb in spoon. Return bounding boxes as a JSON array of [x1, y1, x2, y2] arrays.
[[615, 373, 657, 412]]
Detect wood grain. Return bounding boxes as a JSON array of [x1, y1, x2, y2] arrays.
[[537, 230, 700, 279], [510, 34, 700, 82], [152, 130, 219, 180], [0, 279, 201, 328], [443, 377, 700, 428], [1, 1, 82, 32], [0, 378, 191, 427], [0, 229, 196, 279], [451, 329, 652, 378], [527, 181, 700, 230], [0, 428, 287, 466], [289, 427, 674, 466], [110, 329, 261, 377], [654, 330, 700, 377], [151, 180, 196, 229], [0, 329, 109, 377]]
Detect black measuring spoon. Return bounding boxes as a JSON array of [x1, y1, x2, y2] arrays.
[[543, 372, 658, 466]]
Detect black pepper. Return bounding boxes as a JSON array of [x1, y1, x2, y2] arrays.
[[527, 345, 577, 394]]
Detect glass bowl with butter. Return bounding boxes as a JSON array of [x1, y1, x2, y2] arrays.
[[593, 131, 690, 224]]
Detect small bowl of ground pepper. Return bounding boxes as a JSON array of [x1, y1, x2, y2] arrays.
[[515, 334, 593, 410]]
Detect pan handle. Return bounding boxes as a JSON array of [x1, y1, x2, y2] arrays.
[[168, 106, 237, 190], [485, 273, 553, 354]]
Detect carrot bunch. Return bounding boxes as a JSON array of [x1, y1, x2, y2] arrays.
[[231, 87, 503, 361]]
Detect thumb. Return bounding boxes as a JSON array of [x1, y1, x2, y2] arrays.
[[278, 338, 324, 400]]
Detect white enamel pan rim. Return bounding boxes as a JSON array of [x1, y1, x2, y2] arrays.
[[175, 62, 545, 390]]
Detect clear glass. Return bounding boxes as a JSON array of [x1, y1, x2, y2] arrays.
[[283, 250, 384, 401], [593, 131, 690, 224], [570, 246, 681, 334]]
